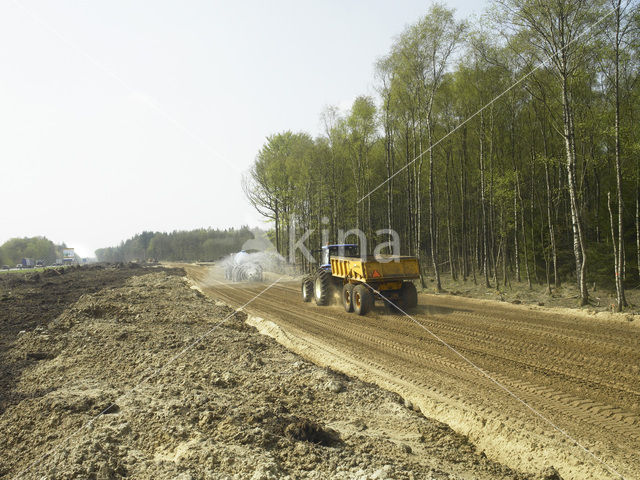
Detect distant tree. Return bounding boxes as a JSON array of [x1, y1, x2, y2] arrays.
[[347, 96, 378, 236], [95, 228, 256, 263], [244, 131, 316, 258], [0, 237, 61, 265]]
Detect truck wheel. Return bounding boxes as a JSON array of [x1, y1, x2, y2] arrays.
[[342, 283, 354, 312], [314, 269, 332, 306], [353, 284, 372, 315], [399, 282, 418, 310], [301, 276, 313, 302]]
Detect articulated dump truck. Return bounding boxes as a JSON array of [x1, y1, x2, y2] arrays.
[[301, 244, 421, 315]]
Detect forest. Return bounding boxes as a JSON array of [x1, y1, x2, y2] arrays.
[[95, 227, 256, 263], [244, 0, 640, 310]]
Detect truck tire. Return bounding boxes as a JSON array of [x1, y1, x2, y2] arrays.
[[301, 276, 313, 302], [314, 269, 332, 306], [342, 283, 354, 312], [399, 282, 418, 310], [353, 284, 373, 315]]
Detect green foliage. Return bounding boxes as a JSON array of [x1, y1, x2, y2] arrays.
[[95, 228, 257, 263], [0, 237, 64, 266], [245, 0, 640, 292]]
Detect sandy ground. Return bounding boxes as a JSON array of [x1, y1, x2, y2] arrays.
[[185, 264, 640, 480], [436, 273, 640, 321], [0, 264, 541, 479]]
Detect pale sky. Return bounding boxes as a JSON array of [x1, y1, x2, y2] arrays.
[[0, 0, 486, 257]]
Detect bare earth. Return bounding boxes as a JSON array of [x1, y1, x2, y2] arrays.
[[1, 265, 540, 479], [185, 264, 640, 480]]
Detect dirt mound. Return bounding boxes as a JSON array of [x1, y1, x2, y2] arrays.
[[284, 419, 341, 446], [0, 263, 181, 415]]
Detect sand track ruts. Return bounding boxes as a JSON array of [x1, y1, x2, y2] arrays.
[[184, 265, 640, 480]]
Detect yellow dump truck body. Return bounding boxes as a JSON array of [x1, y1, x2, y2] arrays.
[[330, 255, 420, 289]]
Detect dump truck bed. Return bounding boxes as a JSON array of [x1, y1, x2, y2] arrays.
[[330, 255, 420, 282]]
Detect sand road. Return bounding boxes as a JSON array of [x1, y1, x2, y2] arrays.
[[185, 264, 640, 480]]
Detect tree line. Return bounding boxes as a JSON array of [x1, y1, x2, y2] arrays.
[[245, 0, 640, 309], [0, 237, 67, 266], [95, 227, 256, 263]]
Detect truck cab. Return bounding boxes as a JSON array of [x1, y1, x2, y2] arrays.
[[320, 244, 360, 271]]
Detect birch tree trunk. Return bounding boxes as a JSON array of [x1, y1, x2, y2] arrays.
[[515, 170, 532, 289], [613, 0, 627, 310], [545, 163, 558, 289], [479, 111, 491, 288], [513, 182, 521, 282], [562, 76, 589, 305], [428, 116, 442, 291], [445, 148, 456, 280], [461, 127, 469, 280], [608, 192, 621, 310]]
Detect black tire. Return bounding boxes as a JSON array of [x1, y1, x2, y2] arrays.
[[353, 284, 373, 315], [342, 283, 354, 312], [301, 276, 313, 302], [314, 269, 332, 305], [399, 282, 418, 310]]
